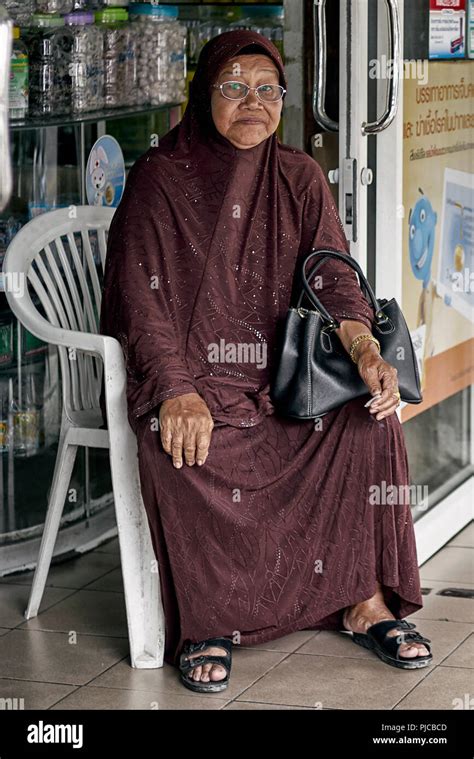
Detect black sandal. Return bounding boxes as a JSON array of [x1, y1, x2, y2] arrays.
[[348, 619, 433, 669], [179, 636, 232, 693]]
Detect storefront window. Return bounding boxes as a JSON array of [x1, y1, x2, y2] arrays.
[[403, 388, 472, 521], [401, 5, 473, 528]]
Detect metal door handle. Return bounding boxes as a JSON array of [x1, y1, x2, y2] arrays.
[[362, 0, 401, 135], [312, 0, 338, 132]]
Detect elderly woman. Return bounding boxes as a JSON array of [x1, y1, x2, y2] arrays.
[[99, 31, 432, 693]]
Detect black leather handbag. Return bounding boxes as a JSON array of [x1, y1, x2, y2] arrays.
[[270, 248, 423, 419]]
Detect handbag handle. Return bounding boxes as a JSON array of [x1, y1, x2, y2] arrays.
[[299, 248, 387, 329]]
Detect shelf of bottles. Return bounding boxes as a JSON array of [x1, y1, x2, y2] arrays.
[[0, 0, 284, 553], [5, 0, 284, 128], [0, 105, 177, 545]]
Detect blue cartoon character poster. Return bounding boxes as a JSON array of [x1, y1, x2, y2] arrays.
[[86, 136, 125, 208], [408, 186, 453, 379]]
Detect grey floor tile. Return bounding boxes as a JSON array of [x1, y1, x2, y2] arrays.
[[239, 630, 318, 653], [49, 684, 228, 710], [91, 537, 120, 555], [406, 619, 472, 663], [0, 552, 121, 590], [395, 666, 474, 710], [1, 528, 470, 712], [85, 567, 124, 593], [237, 653, 432, 709], [224, 701, 317, 710], [420, 547, 473, 584], [420, 579, 474, 591], [298, 631, 373, 659], [0, 629, 128, 686], [411, 580, 474, 624], [18, 589, 127, 638], [0, 677, 77, 710], [440, 634, 474, 669], [89, 647, 287, 701], [0, 584, 77, 628], [448, 522, 474, 548]]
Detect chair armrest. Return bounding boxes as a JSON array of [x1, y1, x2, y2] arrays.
[[9, 302, 112, 359], [4, 278, 124, 363]]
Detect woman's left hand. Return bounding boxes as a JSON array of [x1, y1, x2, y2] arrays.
[[355, 342, 400, 421]]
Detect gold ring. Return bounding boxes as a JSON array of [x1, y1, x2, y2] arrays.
[[393, 391, 401, 400]]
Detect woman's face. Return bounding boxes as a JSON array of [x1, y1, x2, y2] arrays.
[[210, 54, 283, 150]]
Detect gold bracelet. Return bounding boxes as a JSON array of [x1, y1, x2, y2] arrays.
[[349, 334, 381, 363]]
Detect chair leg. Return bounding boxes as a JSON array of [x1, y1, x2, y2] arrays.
[[108, 421, 165, 669], [25, 433, 78, 619]]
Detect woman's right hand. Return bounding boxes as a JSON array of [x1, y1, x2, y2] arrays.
[[159, 392, 214, 469]]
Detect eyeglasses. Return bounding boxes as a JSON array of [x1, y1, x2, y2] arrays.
[[212, 81, 286, 103]]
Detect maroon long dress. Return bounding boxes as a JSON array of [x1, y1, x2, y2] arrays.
[[99, 31, 424, 667]]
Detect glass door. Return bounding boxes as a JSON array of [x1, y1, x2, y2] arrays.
[[374, 0, 473, 562], [308, 0, 473, 562], [309, 0, 392, 271]]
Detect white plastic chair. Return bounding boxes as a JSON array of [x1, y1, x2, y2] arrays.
[[2, 206, 165, 669]]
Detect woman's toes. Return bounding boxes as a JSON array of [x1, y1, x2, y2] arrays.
[[399, 645, 418, 658], [192, 665, 202, 680], [399, 644, 429, 658], [415, 645, 429, 656], [182, 645, 229, 684], [209, 664, 226, 681], [201, 664, 212, 682]]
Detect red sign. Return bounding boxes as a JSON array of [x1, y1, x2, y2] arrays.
[[429, 0, 465, 9]]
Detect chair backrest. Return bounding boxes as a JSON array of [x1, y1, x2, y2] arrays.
[[2, 206, 116, 418]]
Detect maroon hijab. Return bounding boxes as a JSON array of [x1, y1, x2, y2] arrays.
[[99, 30, 374, 431]]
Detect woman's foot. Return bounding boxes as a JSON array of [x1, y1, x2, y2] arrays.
[[343, 582, 430, 659], [182, 644, 228, 683]]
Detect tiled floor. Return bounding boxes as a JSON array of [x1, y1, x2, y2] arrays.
[[0, 523, 472, 710]]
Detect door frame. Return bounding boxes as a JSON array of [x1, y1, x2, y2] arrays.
[[288, 0, 472, 561], [374, 0, 473, 560], [338, 0, 370, 272]]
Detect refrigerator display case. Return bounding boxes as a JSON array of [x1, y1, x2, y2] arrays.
[[0, 0, 287, 574], [0, 104, 182, 573]]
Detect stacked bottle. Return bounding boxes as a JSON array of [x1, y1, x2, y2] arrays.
[[7, 0, 241, 117], [95, 7, 137, 108], [129, 3, 186, 106], [71, 1, 103, 8], [193, 5, 240, 62], [35, 0, 74, 13], [96, 0, 128, 6], [65, 10, 104, 113], [9, 26, 29, 120], [24, 14, 73, 117], [229, 5, 284, 57], [4, 0, 35, 26]]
